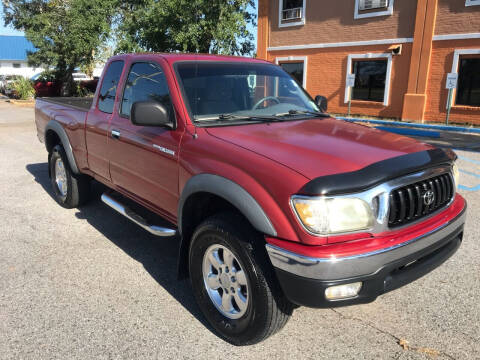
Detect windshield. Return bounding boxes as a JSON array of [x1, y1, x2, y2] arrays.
[[175, 61, 321, 124]]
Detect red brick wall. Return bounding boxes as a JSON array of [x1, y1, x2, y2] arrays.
[[268, 43, 413, 119], [435, 0, 480, 36], [269, 0, 417, 47], [424, 39, 480, 126]]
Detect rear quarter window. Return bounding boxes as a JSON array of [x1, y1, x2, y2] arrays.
[[98, 60, 124, 113]]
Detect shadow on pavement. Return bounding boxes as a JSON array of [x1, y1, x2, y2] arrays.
[[25, 162, 216, 337]]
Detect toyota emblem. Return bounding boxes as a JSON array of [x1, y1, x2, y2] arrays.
[[423, 190, 435, 206]]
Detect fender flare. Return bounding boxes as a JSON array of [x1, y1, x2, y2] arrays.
[[178, 174, 277, 237], [44, 120, 80, 174]]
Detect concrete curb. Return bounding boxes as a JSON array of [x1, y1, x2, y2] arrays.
[[7, 99, 35, 107], [337, 116, 480, 135]]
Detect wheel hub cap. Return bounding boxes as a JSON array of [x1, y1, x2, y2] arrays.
[[54, 158, 68, 197], [202, 244, 249, 319]]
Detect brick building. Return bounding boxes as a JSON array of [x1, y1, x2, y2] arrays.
[[257, 0, 480, 125]]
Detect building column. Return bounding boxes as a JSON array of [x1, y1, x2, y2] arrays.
[[402, 0, 438, 122], [257, 0, 270, 60]]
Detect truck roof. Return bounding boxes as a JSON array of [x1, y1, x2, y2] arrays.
[[107, 52, 271, 65]]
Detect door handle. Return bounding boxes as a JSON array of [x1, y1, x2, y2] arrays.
[[111, 130, 121, 139]]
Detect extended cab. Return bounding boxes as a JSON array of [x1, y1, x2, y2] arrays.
[[35, 53, 466, 345]]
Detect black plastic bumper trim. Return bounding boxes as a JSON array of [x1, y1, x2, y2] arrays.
[[274, 225, 463, 308]]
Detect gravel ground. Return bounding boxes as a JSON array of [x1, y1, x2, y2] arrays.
[[0, 100, 479, 359]]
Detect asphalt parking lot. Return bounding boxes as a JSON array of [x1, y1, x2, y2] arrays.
[[0, 100, 479, 359]]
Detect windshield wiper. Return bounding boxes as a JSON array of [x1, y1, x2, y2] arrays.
[[273, 109, 330, 118], [195, 113, 285, 123]]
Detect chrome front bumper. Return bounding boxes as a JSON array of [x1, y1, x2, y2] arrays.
[[266, 206, 467, 282]]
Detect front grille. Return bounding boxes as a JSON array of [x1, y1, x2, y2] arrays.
[[388, 173, 454, 228]]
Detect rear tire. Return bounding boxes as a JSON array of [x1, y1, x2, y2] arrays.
[[189, 213, 293, 345], [49, 144, 90, 208]]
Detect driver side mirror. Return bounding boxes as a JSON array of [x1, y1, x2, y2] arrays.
[[315, 95, 328, 112], [131, 101, 174, 129]]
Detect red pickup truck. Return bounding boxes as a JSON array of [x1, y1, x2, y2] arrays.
[[35, 53, 466, 345]]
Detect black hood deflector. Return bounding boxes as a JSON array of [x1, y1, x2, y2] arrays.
[[299, 148, 456, 196]]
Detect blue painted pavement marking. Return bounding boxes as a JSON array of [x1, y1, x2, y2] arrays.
[[458, 169, 480, 191], [456, 155, 480, 167], [374, 126, 441, 138], [460, 169, 480, 179], [449, 152, 480, 191], [459, 184, 480, 191]]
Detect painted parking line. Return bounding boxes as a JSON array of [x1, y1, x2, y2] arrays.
[[456, 154, 480, 166], [459, 184, 480, 191], [374, 126, 441, 138], [458, 169, 480, 192]]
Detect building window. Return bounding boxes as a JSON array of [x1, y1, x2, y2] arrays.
[[465, 0, 480, 6], [275, 56, 307, 87], [279, 0, 305, 28], [456, 58, 480, 107], [449, 49, 480, 109], [12, 63, 21, 68], [345, 53, 392, 106], [280, 62, 304, 86], [352, 60, 387, 102], [354, 0, 394, 19]]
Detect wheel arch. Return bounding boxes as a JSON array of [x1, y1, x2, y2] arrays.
[[177, 174, 277, 279], [44, 120, 80, 174]]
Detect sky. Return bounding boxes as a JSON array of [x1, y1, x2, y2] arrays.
[[1, 1, 258, 46], [0, 3, 23, 36]]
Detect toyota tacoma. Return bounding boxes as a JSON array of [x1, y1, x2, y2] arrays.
[[35, 53, 466, 345]]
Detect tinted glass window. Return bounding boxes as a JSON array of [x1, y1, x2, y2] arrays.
[[352, 60, 387, 102], [121, 62, 173, 119], [279, 62, 304, 86], [456, 58, 480, 107], [176, 62, 318, 122], [283, 0, 303, 9], [98, 60, 124, 113]]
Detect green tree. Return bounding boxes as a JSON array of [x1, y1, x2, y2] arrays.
[[116, 0, 256, 56], [2, 0, 116, 94]]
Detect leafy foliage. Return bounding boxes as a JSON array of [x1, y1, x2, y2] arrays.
[[2, 0, 116, 94], [116, 0, 256, 55], [2, 0, 256, 96], [11, 77, 35, 99]]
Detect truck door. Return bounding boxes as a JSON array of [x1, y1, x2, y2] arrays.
[[85, 60, 124, 181], [108, 60, 182, 219]]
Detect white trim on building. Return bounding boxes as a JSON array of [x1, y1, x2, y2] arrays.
[[354, 0, 395, 19], [275, 56, 308, 87], [344, 53, 393, 106], [433, 33, 480, 41], [267, 33, 480, 52], [278, 0, 306, 28], [465, 0, 480, 7], [267, 37, 413, 52]]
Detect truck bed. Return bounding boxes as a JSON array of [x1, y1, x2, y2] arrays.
[[38, 97, 94, 111]]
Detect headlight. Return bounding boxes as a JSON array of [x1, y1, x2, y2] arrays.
[[452, 162, 460, 190], [291, 196, 374, 235]]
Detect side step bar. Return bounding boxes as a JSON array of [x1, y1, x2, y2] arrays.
[[101, 193, 177, 237]]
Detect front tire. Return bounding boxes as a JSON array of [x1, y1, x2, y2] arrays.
[[49, 144, 90, 208], [189, 213, 293, 345]]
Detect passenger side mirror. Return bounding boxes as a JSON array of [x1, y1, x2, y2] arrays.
[[315, 95, 328, 113], [131, 101, 174, 129]]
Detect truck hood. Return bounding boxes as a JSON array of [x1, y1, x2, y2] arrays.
[[205, 117, 433, 180]]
